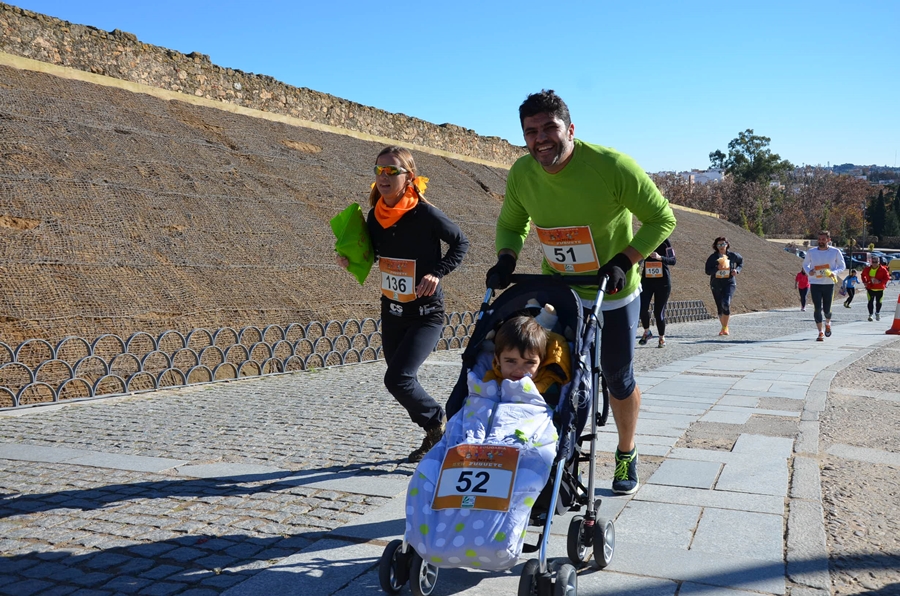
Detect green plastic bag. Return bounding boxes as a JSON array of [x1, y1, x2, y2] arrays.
[[330, 203, 374, 285]]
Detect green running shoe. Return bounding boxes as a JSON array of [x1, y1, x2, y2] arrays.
[[612, 448, 639, 495]]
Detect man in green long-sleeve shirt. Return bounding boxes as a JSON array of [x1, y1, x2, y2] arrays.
[[484, 90, 676, 494]]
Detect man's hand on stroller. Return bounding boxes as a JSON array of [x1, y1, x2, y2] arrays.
[[597, 253, 632, 294], [486, 253, 517, 289]]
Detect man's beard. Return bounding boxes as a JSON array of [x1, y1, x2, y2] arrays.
[[530, 139, 571, 168]]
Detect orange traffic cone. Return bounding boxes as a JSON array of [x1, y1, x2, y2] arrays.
[[886, 293, 900, 335]]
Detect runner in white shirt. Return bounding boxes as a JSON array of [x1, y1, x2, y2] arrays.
[[802, 230, 846, 341]]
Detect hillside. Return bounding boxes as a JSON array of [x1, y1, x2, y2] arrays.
[[0, 62, 806, 345]]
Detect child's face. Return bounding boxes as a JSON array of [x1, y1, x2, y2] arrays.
[[497, 348, 541, 382]]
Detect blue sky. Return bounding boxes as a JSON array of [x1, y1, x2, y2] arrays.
[[9, 0, 900, 173]]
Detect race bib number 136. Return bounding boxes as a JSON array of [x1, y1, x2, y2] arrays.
[[379, 257, 416, 302]]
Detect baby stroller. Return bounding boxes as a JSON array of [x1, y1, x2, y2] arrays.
[[379, 274, 616, 596]]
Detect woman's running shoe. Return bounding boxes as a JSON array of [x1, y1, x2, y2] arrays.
[[638, 329, 652, 345]]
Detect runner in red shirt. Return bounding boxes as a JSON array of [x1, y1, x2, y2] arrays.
[[861, 256, 891, 321], [795, 269, 810, 312]]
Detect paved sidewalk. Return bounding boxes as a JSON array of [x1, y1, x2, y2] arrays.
[[1, 301, 898, 595]]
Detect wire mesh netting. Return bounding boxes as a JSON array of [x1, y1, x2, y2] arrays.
[[0, 64, 515, 346]]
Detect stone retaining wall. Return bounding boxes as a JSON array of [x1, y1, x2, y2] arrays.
[[0, 2, 525, 166]]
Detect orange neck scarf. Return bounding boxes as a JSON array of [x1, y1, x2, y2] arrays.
[[374, 186, 418, 228]]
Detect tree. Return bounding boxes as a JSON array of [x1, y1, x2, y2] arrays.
[[709, 129, 794, 184], [884, 210, 900, 237], [870, 189, 887, 237], [884, 184, 900, 238]]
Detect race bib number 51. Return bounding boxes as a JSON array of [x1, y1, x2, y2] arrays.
[[534, 225, 599, 273], [379, 257, 416, 302], [432, 444, 520, 512]]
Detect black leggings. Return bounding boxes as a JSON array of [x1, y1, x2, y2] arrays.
[[867, 289, 884, 315], [798, 287, 808, 308], [810, 284, 834, 324], [843, 287, 856, 306], [710, 283, 735, 316], [639, 284, 671, 336], [381, 311, 445, 430]]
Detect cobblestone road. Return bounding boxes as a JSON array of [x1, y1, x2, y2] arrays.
[[0, 297, 895, 595]]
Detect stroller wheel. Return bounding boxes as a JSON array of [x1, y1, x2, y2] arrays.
[[593, 517, 616, 569], [378, 539, 409, 593], [566, 515, 592, 567], [409, 551, 439, 596], [554, 563, 578, 596], [518, 558, 541, 596]]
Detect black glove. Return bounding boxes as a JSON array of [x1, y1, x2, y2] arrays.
[[597, 253, 632, 294], [485, 253, 517, 289]]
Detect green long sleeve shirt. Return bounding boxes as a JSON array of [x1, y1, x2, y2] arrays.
[[498, 139, 676, 302]]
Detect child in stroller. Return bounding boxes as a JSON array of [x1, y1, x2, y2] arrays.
[[380, 275, 616, 596]]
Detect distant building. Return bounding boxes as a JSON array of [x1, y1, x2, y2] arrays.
[[679, 169, 724, 184]]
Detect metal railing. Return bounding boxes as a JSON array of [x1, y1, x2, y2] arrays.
[[650, 299, 713, 324], [0, 301, 710, 411], [0, 313, 477, 410]]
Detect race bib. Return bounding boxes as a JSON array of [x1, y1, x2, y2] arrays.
[[379, 257, 416, 302], [432, 444, 520, 512], [534, 225, 599, 273], [715, 269, 731, 279], [644, 262, 663, 278], [813, 264, 830, 279]]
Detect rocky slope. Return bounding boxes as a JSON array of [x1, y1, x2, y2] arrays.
[[0, 63, 804, 345]]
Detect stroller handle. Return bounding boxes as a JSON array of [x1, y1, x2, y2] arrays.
[[507, 273, 605, 287], [483, 273, 610, 297], [481, 273, 609, 317]]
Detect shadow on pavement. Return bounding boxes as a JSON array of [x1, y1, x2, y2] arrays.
[[688, 338, 811, 345], [1, 523, 898, 595], [0, 462, 410, 518]]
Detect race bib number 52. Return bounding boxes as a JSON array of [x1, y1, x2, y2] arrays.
[[432, 444, 520, 512], [534, 225, 599, 273]]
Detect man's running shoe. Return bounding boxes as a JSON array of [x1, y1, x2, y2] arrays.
[[876, 313, 881, 321], [825, 325, 832, 337], [612, 448, 639, 495], [408, 420, 445, 463], [638, 329, 652, 345], [868, 315, 874, 322], [658, 337, 666, 348], [817, 332, 824, 342]]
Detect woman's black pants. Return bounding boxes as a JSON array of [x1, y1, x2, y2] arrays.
[[381, 311, 445, 430]]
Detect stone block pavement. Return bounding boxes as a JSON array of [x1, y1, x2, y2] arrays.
[[1, 302, 898, 595]]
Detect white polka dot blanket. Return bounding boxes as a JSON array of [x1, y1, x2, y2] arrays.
[[404, 370, 559, 570]]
